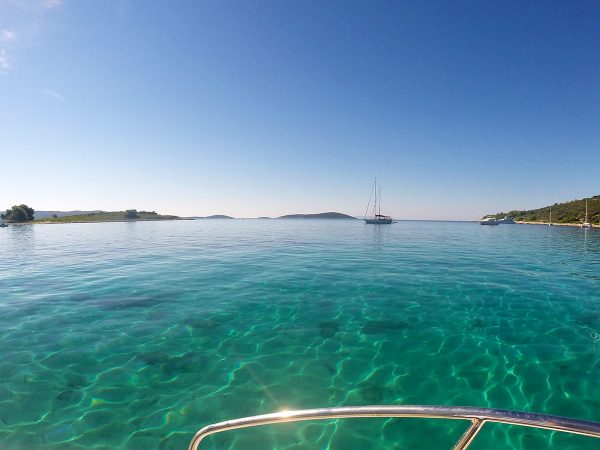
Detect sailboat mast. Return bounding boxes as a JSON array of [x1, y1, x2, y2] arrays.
[[586, 199, 588, 222], [364, 180, 375, 219], [373, 178, 377, 218], [378, 187, 381, 216]]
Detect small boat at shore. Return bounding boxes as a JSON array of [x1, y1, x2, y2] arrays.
[[0, 218, 7, 228], [364, 179, 393, 224], [480, 217, 499, 225], [582, 199, 591, 229]]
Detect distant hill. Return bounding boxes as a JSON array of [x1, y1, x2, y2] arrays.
[[35, 211, 180, 223], [195, 215, 234, 219], [35, 210, 103, 219], [278, 212, 356, 219], [489, 195, 600, 224]]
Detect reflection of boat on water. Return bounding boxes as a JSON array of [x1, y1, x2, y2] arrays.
[[364, 179, 393, 224], [480, 217, 499, 225], [188, 405, 600, 450], [582, 199, 591, 229]]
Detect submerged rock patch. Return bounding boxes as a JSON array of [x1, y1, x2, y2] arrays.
[[318, 321, 339, 338]]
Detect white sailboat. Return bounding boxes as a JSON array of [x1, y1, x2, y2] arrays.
[[582, 198, 591, 229], [364, 179, 393, 224], [548, 206, 553, 226]]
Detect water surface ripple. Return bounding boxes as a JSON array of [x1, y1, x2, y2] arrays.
[[0, 220, 599, 449]]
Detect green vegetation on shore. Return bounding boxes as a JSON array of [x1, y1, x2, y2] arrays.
[[490, 195, 600, 224], [35, 210, 180, 223], [2, 204, 35, 223]]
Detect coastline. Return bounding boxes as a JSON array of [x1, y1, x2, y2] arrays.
[[516, 221, 596, 228], [4, 218, 597, 227], [29, 218, 191, 225]]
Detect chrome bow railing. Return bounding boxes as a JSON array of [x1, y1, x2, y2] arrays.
[[188, 405, 600, 450]]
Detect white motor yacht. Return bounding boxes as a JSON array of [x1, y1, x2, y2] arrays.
[[480, 217, 499, 225], [497, 216, 515, 224]]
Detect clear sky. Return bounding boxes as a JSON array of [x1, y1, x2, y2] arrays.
[[1, 0, 599, 219]]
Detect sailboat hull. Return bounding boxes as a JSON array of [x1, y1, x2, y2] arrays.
[[365, 218, 393, 224]]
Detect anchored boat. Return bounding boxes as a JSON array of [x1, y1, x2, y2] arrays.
[[188, 405, 600, 450], [479, 217, 499, 225], [497, 216, 515, 224], [582, 198, 591, 229], [364, 179, 393, 224]]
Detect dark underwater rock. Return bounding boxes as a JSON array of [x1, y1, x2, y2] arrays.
[[318, 321, 340, 338]]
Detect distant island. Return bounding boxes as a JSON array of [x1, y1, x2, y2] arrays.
[[2, 207, 360, 223], [194, 215, 234, 219], [278, 212, 356, 219], [488, 195, 599, 225], [35, 210, 180, 223]]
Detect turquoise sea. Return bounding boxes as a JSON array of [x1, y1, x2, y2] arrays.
[[0, 220, 599, 450]]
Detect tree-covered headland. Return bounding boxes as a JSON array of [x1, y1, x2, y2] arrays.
[[489, 195, 600, 224], [1, 205, 181, 223]]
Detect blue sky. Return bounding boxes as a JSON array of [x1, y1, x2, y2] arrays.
[[1, 0, 599, 219]]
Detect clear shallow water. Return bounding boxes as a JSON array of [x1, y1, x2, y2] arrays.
[[0, 220, 599, 450]]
